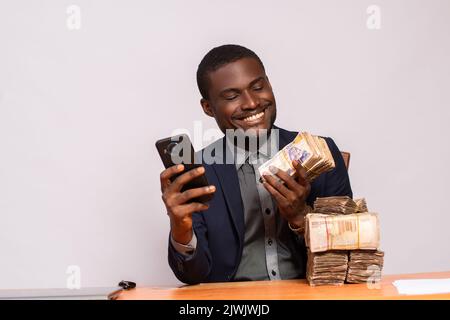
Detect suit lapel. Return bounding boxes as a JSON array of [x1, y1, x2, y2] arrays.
[[212, 161, 245, 246], [275, 125, 297, 150]]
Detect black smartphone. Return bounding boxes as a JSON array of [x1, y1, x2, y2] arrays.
[[155, 134, 213, 204]]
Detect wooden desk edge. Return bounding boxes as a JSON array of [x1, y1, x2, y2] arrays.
[[115, 271, 450, 300]]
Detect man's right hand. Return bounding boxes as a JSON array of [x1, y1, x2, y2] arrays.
[[160, 164, 216, 245]]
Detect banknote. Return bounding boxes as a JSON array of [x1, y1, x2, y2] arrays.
[[258, 132, 335, 182]]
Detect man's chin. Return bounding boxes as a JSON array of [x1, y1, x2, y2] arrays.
[[235, 120, 272, 132], [232, 126, 266, 137], [220, 118, 275, 136]]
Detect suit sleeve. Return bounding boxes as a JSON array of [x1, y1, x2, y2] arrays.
[[321, 137, 353, 198], [167, 209, 212, 285]]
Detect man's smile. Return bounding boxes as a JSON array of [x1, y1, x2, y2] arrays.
[[233, 104, 272, 128], [242, 110, 265, 122]]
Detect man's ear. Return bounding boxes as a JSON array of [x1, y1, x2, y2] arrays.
[[201, 99, 215, 118]]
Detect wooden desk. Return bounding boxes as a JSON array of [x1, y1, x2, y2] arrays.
[[116, 271, 450, 300]]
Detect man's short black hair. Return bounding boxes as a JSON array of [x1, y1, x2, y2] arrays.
[[196, 44, 265, 100]]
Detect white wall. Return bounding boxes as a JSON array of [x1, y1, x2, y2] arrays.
[[1, 0, 449, 289]]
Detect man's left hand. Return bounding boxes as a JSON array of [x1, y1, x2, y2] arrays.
[[262, 160, 311, 228]]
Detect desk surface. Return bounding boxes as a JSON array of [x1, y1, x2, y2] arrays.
[[116, 271, 450, 300]]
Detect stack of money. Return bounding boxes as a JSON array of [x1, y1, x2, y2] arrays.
[[313, 196, 357, 215], [346, 250, 384, 283], [258, 132, 335, 182], [305, 197, 384, 286], [305, 196, 384, 286], [307, 250, 349, 286]]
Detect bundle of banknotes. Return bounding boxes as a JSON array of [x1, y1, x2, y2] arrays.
[[346, 250, 384, 283], [313, 196, 357, 215], [313, 196, 369, 215], [307, 250, 348, 286], [258, 132, 335, 181], [305, 212, 380, 253], [305, 196, 384, 286]]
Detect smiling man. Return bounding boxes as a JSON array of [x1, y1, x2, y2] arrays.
[[160, 44, 352, 284]]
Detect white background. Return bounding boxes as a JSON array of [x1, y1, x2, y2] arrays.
[[1, 0, 449, 289]]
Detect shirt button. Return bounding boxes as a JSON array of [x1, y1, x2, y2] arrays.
[[265, 208, 271, 215], [271, 270, 277, 276], [268, 239, 273, 246]]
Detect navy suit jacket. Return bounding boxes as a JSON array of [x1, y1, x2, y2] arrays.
[[168, 126, 353, 284]]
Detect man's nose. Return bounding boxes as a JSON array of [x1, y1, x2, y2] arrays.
[[241, 90, 259, 110]]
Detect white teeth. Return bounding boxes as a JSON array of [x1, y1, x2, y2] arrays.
[[243, 111, 264, 122]]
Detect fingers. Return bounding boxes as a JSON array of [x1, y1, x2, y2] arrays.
[[262, 179, 289, 207], [263, 164, 311, 202], [170, 202, 210, 219], [263, 169, 295, 200], [293, 160, 308, 186], [168, 166, 206, 193], [161, 165, 213, 240], [177, 185, 216, 204], [163, 183, 215, 210], [270, 165, 298, 191], [160, 164, 184, 192]]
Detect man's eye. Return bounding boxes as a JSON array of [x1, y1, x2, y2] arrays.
[[225, 95, 238, 101], [253, 85, 263, 91]]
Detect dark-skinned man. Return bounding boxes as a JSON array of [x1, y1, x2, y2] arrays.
[[160, 44, 352, 284]]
